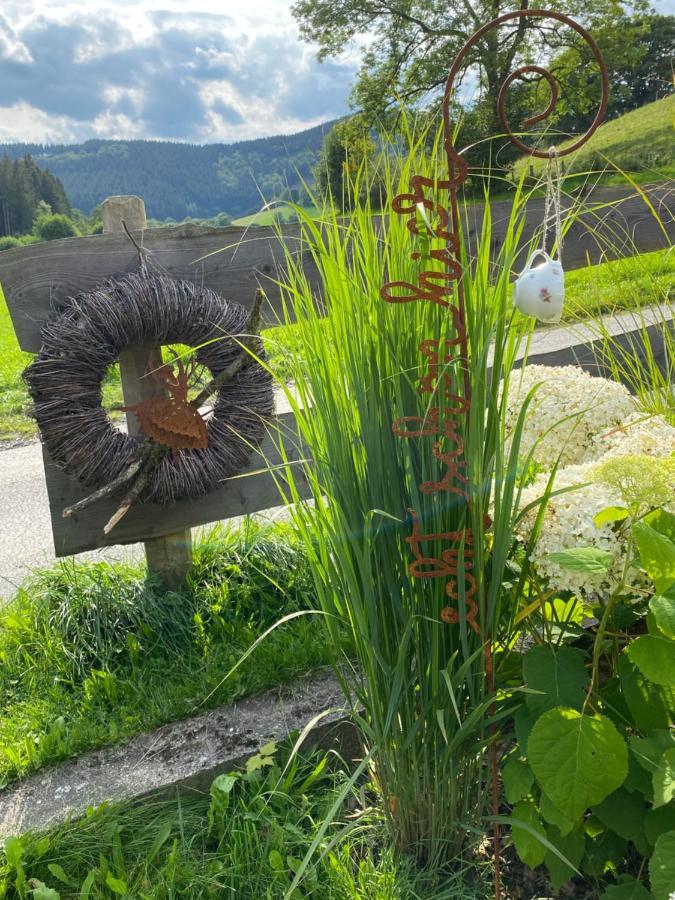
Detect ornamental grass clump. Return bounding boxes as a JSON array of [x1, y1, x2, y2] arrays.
[[268, 133, 549, 866]]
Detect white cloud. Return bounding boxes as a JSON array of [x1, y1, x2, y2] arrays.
[[0, 1, 358, 144]]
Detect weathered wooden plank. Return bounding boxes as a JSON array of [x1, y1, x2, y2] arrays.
[[101, 195, 194, 590], [47, 404, 309, 556], [1, 183, 672, 354]]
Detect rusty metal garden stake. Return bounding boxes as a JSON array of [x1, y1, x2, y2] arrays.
[[380, 10, 608, 895]]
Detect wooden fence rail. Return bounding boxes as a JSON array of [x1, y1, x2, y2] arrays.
[[2, 182, 673, 354], [0, 184, 672, 576]]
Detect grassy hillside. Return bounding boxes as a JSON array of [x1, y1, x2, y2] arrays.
[[513, 96, 674, 182], [0, 122, 335, 221]]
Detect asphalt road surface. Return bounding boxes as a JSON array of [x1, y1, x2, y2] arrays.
[[0, 439, 289, 600], [0, 440, 141, 598]]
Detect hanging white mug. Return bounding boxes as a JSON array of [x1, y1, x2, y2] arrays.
[[513, 250, 565, 324]]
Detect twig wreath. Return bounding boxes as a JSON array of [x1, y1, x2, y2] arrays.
[[24, 268, 274, 533]]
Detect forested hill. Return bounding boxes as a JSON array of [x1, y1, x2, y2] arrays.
[[0, 121, 334, 220]]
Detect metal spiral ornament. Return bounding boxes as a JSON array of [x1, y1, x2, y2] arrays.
[[442, 9, 610, 161]]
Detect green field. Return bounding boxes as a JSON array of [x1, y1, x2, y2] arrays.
[[513, 95, 674, 183], [231, 204, 320, 227], [1, 245, 672, 441]]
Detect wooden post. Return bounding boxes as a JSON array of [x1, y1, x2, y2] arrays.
[[101, 195, 193, 591]]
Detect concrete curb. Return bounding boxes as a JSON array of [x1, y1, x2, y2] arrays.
[[0, 669, 359, 839]]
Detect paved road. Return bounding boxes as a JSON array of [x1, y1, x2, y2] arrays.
[[0, 440, 141, 598], [0, 439, 289, 600]]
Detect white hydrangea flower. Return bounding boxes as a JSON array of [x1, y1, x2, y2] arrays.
[[504, 365, 638, 467], [516, 463, 631, 595], [591, 411, 675, 459]]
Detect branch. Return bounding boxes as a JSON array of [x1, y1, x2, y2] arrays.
[[190, 288, 264, 410], [62, 441, 156, 518], [103, 443, 168, 534]]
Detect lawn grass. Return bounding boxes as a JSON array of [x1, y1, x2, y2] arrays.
[[232, 204, 321, 227], [1, 248, 671, 442], [0, 746, 492, 899], [513, 96, 674, 183], [0, 521, 332, 788]]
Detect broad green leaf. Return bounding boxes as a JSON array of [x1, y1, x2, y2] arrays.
[[502, 756, 534, 804], [528, 708, 628, 822], [29, 883, 60, 900], [104, 873, 128, 896], [624, 753, 654, 800], [631, 732, 675, 773], [649, 830, 675, 900], [652, 748, 675, 809], [600, 875, 654, 899], [633, 522, 675, 594], [645, 508, 675, 542], [523, 646, 589, 715], [540, 792, 579, 836], [511, 799, 547, 869], [628, 636, 675, 688], [47, 864, 75, 886], [594, 506, 629, 527], [583, 830, 628, 877], [544, 825, 585, 891], [645, 805, 675, 847], [650, 594, 675, 639], [593, 787, 649, 855], [548, 547, 613, 573], [514, 706, 535, 751], [268, 849, 285, 871]]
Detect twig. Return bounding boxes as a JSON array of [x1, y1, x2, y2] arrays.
[[104, 442, 169, 533], [62, 441, 155, 518], [190, 289, 264, 409], [122, 219, 149, 272]]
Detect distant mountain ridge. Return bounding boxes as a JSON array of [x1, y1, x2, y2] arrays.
[[0, 121, 336, 220]]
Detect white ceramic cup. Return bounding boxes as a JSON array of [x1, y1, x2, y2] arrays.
[[513, 250, 564, 324]]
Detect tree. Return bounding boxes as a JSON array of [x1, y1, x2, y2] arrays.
[[292, 0, 649, 138], [35, 213, 78, 241], [314, 115, 376, 208]]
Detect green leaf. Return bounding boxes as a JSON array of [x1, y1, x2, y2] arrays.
[[651, 594, 675, 639], [646, 805, 675, 847], [528, 708, 628, 822], [544, 825, 585, 891], [268, 849, 285, 872], [503, 757, 535, 804], [548, 547, 613, 573], [594, 506, 629, 527], [104, 873, 128, 896], [600, 875, 654, 899], [624, 753, 654, 800], [619, 654, 675, 732], [29, 883, 61, 900], [631, 732, 675, 773], [540, 792, 579, 836], [46, 864, 75, 886], [514, 706, 535, 751], [583, 830, 628, 877], [633, 522, 675, 594], [645, 508, 675, 542], [523, 646, 589, 716], [628, 636, 675, 688], [652, 748, 675, 809], [649, 830, 675, 900], [511, 799, 547, 869], [78, 871, 96, 900], [592, 787, 649, 854]]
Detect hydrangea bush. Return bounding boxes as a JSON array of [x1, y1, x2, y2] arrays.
[[501, 364, 675, 899]]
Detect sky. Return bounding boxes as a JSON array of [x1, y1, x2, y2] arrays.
[[0, 1, 673, 147], [0, 0, 361, 145]]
